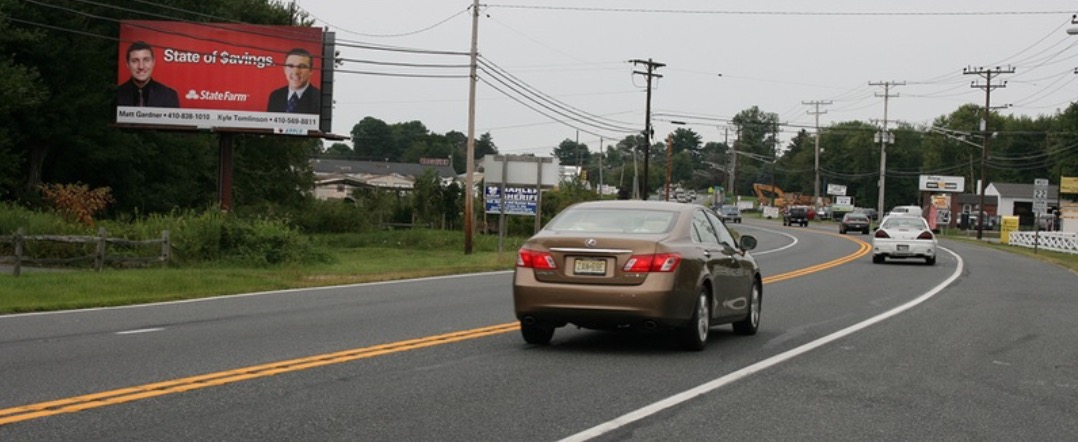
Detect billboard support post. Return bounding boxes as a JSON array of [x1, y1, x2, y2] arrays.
[[218, 133, 234, 212]]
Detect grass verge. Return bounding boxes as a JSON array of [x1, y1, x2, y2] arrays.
[[0, 245, 518, 315]]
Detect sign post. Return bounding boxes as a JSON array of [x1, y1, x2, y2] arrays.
[[1033, 178, 1049, 253]]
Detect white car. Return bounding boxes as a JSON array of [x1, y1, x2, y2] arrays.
[[872, 215, 937, 265]]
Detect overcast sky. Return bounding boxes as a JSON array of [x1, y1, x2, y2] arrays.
[[296, 0, 1078, 157]]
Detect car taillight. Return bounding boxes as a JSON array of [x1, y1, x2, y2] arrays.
[[874, 229, 890, 239], [623, 253, 681, 273], [517, 249, 557, 269], [917, 231, 934, 240]]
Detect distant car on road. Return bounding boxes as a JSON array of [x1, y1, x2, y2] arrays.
[[839, 212, 872, 234], [513, 200, 763, 351], [872, 215, 938, 265], [718, 206, 742, 223], [783, 205, 809, 227], [888, 205, 924, 218], [857, 208, 879, 221], [816, 206, 832, 220]]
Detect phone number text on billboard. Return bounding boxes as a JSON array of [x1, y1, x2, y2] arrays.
[[117, 106, 318, 132]]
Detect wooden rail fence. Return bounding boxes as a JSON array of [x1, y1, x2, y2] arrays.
[[0, 227, 170, 276]]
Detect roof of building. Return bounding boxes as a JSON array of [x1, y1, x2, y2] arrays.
[[990, 182, 1059, 199], [955, 193, 998, 205], [310, 158, 458, 179]]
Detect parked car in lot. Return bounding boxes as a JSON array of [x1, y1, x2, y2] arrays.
[[783, 205, 809, 226], [839, 212, 871, 234], [872, 215, 938, 265], [513, 200, 763, 351], [718, 205, 742, 223]]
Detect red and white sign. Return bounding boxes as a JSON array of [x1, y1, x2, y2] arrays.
[[116, 21, 326, 133]]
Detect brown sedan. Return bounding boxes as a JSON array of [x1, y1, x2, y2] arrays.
[[513, 200, 762, 351]]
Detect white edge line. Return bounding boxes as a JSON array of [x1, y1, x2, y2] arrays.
[[116, 328, 165, 335], [735, 224, 798, 255], [559, 246, 964, 442], [1, 270, 515, 319]]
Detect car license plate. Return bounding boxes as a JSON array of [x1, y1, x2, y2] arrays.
[[897, 244, 909, 251], [574, 258, 606, 275]]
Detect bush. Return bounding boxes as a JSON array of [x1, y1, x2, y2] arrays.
[[0, 205, 331, 267]]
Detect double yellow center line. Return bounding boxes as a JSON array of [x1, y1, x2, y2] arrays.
[[1, 234, 870, 426]]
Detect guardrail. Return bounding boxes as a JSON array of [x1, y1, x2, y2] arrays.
[[1007, 231, 1078, 254], [0, 227, 170, 276]]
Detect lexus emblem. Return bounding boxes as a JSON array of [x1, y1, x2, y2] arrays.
[[585, 238, 598, 248]]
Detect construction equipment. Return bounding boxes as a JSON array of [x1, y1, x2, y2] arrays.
[[752, 183, 824, 209]]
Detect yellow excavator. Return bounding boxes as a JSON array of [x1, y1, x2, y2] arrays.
[[753, 183, 819, 209]]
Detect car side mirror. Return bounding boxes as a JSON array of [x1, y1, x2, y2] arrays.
[[740, 235, 757, 251]]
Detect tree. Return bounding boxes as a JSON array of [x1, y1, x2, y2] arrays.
[[553, 139, 590, 167], [352, 117, 395, 161], [0, 0, 309, 214], [325, 142, 353, 157]]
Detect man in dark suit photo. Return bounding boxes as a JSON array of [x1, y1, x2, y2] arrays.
[[117, 41, 180, 108], [266, 48, 320, 114]]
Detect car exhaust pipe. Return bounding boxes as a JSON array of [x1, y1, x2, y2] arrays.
[[643, 321, 657, 329], [522, 316, 536, 325]]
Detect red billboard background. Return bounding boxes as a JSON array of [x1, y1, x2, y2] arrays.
[[117, 21, 324, 113]]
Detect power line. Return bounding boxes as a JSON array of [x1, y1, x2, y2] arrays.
[[485, 5, 1070, 16]]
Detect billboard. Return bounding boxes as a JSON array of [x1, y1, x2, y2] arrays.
[[1062, 177, 1078, 194], [116, 21, 332, 134], [919, 175, 965, 192], [485, 186, 538, 216]]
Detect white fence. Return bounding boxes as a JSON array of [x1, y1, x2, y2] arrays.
[[1007, 232, 1078, 254]]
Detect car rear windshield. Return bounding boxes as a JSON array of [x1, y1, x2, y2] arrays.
[[546, 209, 677, 234], [846, 215, 868, 221], [881, 217, 927, 229]]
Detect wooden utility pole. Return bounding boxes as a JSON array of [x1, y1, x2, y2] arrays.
[[630, 59, 664, 200], [464, 0, 479, 254], [664, 134, 673, 201], [964, 65, 1014, 240], [803, 100, 831, 207], [869, 81, 904, 219]]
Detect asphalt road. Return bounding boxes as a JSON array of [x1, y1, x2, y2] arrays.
[[1, 219, 1075, 441]]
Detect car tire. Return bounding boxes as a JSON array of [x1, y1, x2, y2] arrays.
[[732, 281, 761, 336], [840, 227, 846, 234], [678, 289, 710, 351], [520, 321, 555, 345], [872, 255, 884, 264], [925, 256, 936, 266], [863, 228, 870, 234]]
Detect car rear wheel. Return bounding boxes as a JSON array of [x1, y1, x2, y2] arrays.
[[925, 256, 936, 265], [520, 321, 555, 345], [732, 281, 761, 335], [872, 255, 884, 264], [678, 290, 710, 351]]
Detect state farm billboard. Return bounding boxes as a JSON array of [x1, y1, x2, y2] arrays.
[[116, 21, 332, 134]]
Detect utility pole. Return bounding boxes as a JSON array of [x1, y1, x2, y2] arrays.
[[598, 137, 604, 196], [664, 134, 673, 201], [803, 100, 831, 208], [631, 58, 664, 200], [730, 124, 740, 201], [964, 65, 1014, 240], [463, 0, 479, 254], [869, 81, 904, 219], [770, 122, 778, 207]]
